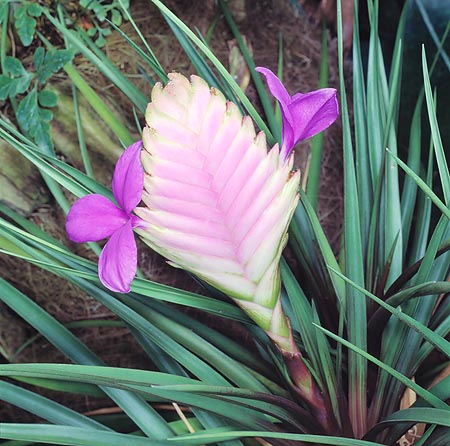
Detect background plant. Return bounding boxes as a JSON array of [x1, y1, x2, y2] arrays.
[[0, 0, 449, 445]]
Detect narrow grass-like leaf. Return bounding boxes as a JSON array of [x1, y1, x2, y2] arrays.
[[0, 127, 91, 197], [64, 63, 134, 146], [0, 365, 284, 430], [401, 94, 424, 251], [415, 0, 450, 71], [0, 279, 174, 439], [0, 424, 390, 446], [0, 425, 163, 446], [329, 268, 450, 357], [280, 257, 339, 421], [71, 83, 94, 178], [307, 22, 329, 209], [383, 37, 404, 286], [150, 0, 273, 143], [43, 11, 147, 111], [0, 381, 110, 431], [422, 47, 450, 204], [369, 281, 450, 334], [218, 0, 279, 142], [314, 325, 449, 410], [106, 15, 167, 81], [387, 150, 450, 220], [116, 293, 268, 391], [364, 408, 450, 441], [337, 0, 367, 435]]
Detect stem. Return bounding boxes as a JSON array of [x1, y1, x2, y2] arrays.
[[241, 293, 338, 434]]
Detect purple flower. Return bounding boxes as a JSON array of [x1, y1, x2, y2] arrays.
[[256, 67, 339, 161], [66, 141, 144, 293]]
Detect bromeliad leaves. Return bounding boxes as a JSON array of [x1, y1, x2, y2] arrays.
[[0, 48, 73, 151]]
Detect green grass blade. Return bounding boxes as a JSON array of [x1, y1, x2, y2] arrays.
[[150, 0, 273, 144], [387, 149, 450, 220], [218, 0, 279, 142], [71, 83, 94, 178], [0, 381, 110, 431], [64, 63, 134, 146], [314, 324, 449, 411], [307, 22, 329, 209], [0, 425, 163, 446], [43, 10, 148, 111], [422, 47, 450, 205], [352, 0, 371, 245], [364, 408, 450, 441], [338, 0, 367, 435], [329, 268, 450, 358], [0, 278, 174, 439], [383, 38, 404, 286], [401, 94, 424, 252], [415, 0, 450, 71], [0, 424, 391, 446]]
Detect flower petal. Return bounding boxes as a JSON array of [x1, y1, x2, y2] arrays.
[[98, 220, 137, 293], [257, 66, 339, 160], [255, 67, 290, 106], [288, 88, 339, 143], [112, 141, 144, 215], [66, 194, 128, 243]]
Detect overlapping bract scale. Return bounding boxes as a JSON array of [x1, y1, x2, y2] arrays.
[[135, 73, 300, 342]]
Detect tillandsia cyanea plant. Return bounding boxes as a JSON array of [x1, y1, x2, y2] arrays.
[[66, 69, 339, 428]]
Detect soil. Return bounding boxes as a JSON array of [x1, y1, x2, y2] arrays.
[[0, 0, 346, 422]]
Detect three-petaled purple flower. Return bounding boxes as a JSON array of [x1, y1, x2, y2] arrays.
[[256, 67, 339, 161], [66, 141, 144, 293]]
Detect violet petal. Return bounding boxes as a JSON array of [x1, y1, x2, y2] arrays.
[[255, 67, 290, 106], [112, 141, 144, 215], [98, 220, 137, 293], [288, 88, 339, 142], [66, 194, 129, 243]]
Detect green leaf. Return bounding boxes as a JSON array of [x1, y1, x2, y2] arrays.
[[4, 56, 27, 76], [43, 11, 147, 112], [0, 278, 174, 439], [16, 87, 53, 152], [422, 47, 450, 205], [387, 149, 450, 220], [33, 46, 45, 70], [0, 381, 110, 431], [0, 57, 33, 99], [38, 89, 58, 107], [11, 74, 34, 97], [364, 408, 450, 441], [0, 424, 160, 446], [337, 0, 367, 435], [111, 9, 122, 26], [27, 3, 43, 17], [330, 267, 450, 358], [0, 76, 12, 100], [315, 324, 449, 411], [36, 49, 74, 83], [14, 10, 37, 46]]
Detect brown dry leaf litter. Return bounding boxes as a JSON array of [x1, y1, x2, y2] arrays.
[[0, 0, 346, 421]]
